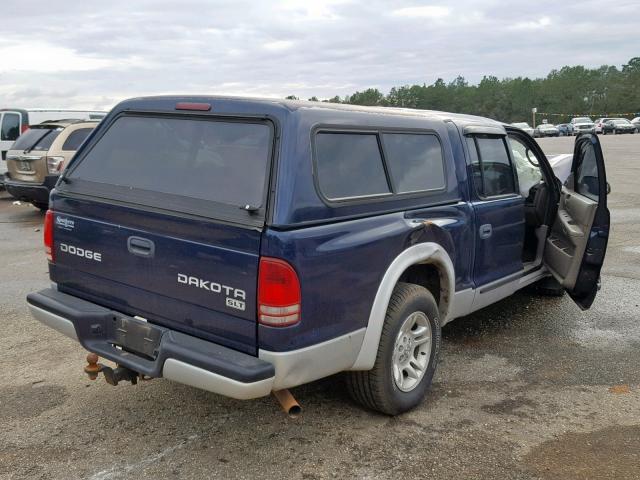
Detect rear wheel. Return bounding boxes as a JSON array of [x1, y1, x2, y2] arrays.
[[32, 202, 48, 212], [346, 283, 441, 415]]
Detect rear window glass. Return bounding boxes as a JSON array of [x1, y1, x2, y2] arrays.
[[315, 133, 390, 200], [11, 127, 62, 151], [1, 113, 20, 141], [61, 128, 93, 151], [382, 133, 445, 193], [68, 116, 272, 208]]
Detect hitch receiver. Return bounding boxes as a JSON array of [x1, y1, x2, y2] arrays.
[[103, 365, 138, 386]]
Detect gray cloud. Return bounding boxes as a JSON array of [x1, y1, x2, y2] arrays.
[[0, 0, 637, 109]]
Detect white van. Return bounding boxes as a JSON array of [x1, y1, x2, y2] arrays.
[[1, 109, 107, 184]]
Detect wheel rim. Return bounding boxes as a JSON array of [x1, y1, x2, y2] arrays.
[[391, 311, 432, 392]]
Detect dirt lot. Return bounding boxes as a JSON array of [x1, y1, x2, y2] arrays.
[[0, 135, 639, 480]]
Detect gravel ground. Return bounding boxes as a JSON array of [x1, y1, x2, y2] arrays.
[[0, 134, 638, 480]]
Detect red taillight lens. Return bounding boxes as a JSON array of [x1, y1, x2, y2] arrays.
[[258, 257, 301, 327], [175, 102, 211, 111], [44, 210, 54, 262], [21, 124, 29, 134]]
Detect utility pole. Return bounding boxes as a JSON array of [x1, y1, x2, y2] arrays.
[[532, 107, 537, 128]]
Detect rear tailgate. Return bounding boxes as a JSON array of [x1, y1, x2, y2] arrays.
[[51, 112, 275, 355]]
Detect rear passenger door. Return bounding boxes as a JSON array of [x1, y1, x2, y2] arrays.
[[466, 133, 525, 287]]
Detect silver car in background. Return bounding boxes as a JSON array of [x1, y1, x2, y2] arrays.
[[510, 122, 534, 136], [533, 123, 560, 137], [570, 117, 595, 135]]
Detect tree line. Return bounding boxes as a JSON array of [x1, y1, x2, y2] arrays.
[[287, 57, 640, 123]]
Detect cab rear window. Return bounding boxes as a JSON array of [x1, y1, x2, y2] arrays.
[[67, 115, 272, 210]]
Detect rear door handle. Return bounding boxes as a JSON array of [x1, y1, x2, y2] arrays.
[[479, 224, 492, 239], [127, 236, 155, 258]]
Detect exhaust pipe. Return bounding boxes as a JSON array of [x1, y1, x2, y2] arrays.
[[272, 389, 301, 417]]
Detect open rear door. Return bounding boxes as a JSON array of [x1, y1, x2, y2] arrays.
[[543, 133, 610, 309]]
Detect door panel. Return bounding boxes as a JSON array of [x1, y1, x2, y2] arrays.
[[545, 189, 597, 281], [473, 197, 525, 286], [543, 134, 609, 309], [467, 134, 525, 287]]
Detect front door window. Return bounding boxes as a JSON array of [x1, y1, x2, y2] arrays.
[[508, 135, 543, 197]]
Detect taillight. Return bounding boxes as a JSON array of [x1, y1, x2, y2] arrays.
[[258, 257, 301, 327], [44, 210, 54, 262], [175, 102, 211, 111], [46, 156, 65, 174], [21, 124, 29, 134]]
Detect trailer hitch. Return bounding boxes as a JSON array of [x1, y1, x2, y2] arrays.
[[83, 353, 141, 386]]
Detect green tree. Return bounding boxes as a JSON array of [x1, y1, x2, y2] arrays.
[[302, 58, 640, 122]]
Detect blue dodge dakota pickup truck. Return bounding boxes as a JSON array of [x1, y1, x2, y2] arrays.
[[27, 97, 609, 414]]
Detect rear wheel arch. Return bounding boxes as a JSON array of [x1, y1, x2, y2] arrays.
[[398, 262, 443, 309], [349, 242, 455, 371]]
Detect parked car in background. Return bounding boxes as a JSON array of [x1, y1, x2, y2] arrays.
[[1, 109, 106, 187], [570, 117, 595, 135], [26, 96, 609, 415], [4, 120, 98, 209], [631, 117, 640, 132], [0, 108, 105, 160], [556, 123, 574, 136], [533, 123, 560, 137], [510, 122, 534, 136], [594, 118, 616, 134], [0, 111, 22, 185], [602, 118, 636, 135]]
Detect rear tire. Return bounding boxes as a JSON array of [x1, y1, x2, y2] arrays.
[[32, 202, 48, 212], [346, 283, 441, 415]]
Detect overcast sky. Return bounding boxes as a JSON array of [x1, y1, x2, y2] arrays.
[[0, 0, 638, 110]]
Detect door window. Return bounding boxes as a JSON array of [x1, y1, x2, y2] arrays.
[[1, 113, 20, 141], [507, 135, 543, 197], [575, 142, 599, 201], [468, 135, 517, 197]]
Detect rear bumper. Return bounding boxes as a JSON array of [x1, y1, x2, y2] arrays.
[[27, 288, 366, 399], [4, 175, 57, 204], [27, 288, 275, 399]]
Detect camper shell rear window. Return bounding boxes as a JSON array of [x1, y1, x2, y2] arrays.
[[62, 114, 274, 226]]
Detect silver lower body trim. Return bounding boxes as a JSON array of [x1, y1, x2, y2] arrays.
[[28, 304, 78, 340], [162, 359, 274, 400], [261, 328, 366, 389]]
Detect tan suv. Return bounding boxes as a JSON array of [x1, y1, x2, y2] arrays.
[[5, 120, 97, 209]]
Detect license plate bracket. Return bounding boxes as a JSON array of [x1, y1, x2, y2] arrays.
[[112, 316, 163, 359]]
